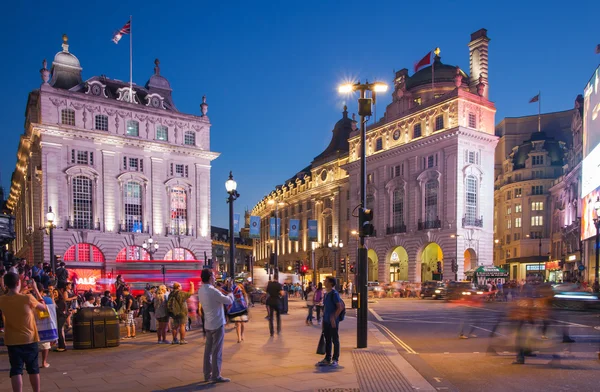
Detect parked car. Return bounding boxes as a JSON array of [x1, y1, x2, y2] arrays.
[[420, 281, 445, 299], [367, 282, 382, 292]]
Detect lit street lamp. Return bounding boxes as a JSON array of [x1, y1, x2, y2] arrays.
[[338, 79, 388, 349], [226, 171, 240, 279], [593, 197, 600, 287], [268, 199, 286, 282], [142, 237, 160, 258], [328, 236, 344, 290], [46, 207, 56, 276]]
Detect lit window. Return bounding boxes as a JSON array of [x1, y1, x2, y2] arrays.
[[515, 217, 522, 228], [61, 109, 75, 126], [435, 115, 444, 131], [468, 113, 477, 128], [156, 125, 168, 141], [124, 182, 143, 232], [507, 219, 512, 229], [393, 189, 404, 227], [126, 120, 139, 136], [63, 244, 105, 262], [515, 204, 522, 213], [72, 176, 93, 229], [184, 131, 195, 146], [116, 245, 150, 261], [465, 176, 477, 224], [95, 115, 108, 131], [531, 216, 544, 226], [165, 248, 195, 260], [507, 206, 512, 215], [375, 138, 383, 151], [413, 123, 422, 138], [424, 180, 438, 222], [531, 201, 544, 211], [170, 187, 187, 235], [515, 188, 522, 198]]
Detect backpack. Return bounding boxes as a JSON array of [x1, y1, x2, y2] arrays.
[[167, 291, 185, 317], [328, 290, 346, 322], [129, 296, 139, 311]]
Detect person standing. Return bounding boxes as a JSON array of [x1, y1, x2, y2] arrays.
[[316, 277, 343, 368], [122, 287, 137, 339], [266, 279, 284, 336], [226, 279, 249, 343], [55, 263, 68, 288], [167, 282, 195, 344], [100, 291, 115, 309], [314, 282, 324, 325], [0, 272, 48, 392], [198, 269, 233, 383], [305, 284, 315, 325], [153, 285, 170, 344]]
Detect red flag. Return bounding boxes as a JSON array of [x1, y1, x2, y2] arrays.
[[414, 51, 433, 73], [529, 94, 539, 103], [112, 20, 131, 44]]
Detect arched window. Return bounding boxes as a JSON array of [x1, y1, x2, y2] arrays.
[[392, 189, 404, 227], [424, 179, 438, 222], [116, 245, 150, 261], [72, 176, 93, 229], [170, 187, 187, 235], [64, 243, 105, 262], [465, 175, 478, 224], [126, 120, 139, 136], [165, 248, 196, 261], [184, 131, 195, 146], [124, 181, 143, 232]]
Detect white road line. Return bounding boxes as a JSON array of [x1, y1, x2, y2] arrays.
[[433, 377, 442, 383], [372, 322, 418, 354], [469, 325, 507, 337], [369, 308, 384, 321]]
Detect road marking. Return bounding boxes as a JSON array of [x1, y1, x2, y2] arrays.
[[548, 318, 590, 328], [469, 325, 506, 337], [372, 322, 418, 354], [443, 352, 450, 354], [369, 308, 384, 321], [433, 377, 442, 383]]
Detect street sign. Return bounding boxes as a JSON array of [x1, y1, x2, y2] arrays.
[[578, 264, 585, 271]]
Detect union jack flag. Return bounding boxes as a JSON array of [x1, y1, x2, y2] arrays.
[[112, 20, 131, 44]]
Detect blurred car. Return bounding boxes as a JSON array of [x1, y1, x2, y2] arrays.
[[420, 281, 445, 299], [367, 282, 382, 292], [551, 283, 600, 311], [249, 288, 267, 304], [439, 281, 485, 301]]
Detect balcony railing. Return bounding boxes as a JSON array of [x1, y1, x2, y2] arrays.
[[386, 224, 407, 234], [166, 226, 194, 236], [418, 219, 441, 230], [462, 216, 483, 228], [66, 218, 101, 230], [118, 223, 149, 234]]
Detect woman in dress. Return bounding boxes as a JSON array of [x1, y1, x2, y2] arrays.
[[226, 279, 249, 343], [153, 285, 170, 344]]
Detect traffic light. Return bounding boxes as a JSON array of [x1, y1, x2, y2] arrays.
[[358, 207, 375, 237], [349, 263, 355, 274], [300, 265, 308, 276], [436, 261, 442, 274], [340, 258, 346, 274], [295, 260, 301, 274]]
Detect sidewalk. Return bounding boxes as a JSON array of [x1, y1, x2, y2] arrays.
[[0, 300, 435, 392]]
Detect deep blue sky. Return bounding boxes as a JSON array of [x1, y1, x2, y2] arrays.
[[1, 0, 597, 228]]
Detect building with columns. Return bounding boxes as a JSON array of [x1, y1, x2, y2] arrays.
[[251, 108, 357, 285], [343, 29, 497, 283], [7, 36, 218, 289]]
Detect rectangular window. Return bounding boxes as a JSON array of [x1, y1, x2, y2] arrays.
[[468, 151, 476, 164], [515, 204, 522, 213], [129, 158, 139, 171], [515, 217, 522, 228], [175, 164, 184, 177], [506, 206, 512, 215], [426, 155, 436, 168], [95, 115, 108, 131], [184, 165, 189, 178], [435, 115, 444, 131], [515, 173, 522, 181], [506, 191, 512, 200], [532, 156, 544, 165], [76, 151, 89, 165], [507, 219, 512, 229], [61, 109, 75, 126], [375, 138, 383, 151], [184, 131, 195, 146], [156, 125, 168, 141], [514, 233, 521, 241], [531, 216, 544, 226], [515, 188, 522, 198], [532, 185, 543, 195], [126, 120, 139, 137], [413, 123, 422, 138], [506, 249, 511, 258], [506, 234, 511, 244], [531, 201, 544, 211], [468, 113, 477, 128]]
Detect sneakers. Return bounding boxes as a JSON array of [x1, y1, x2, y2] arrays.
[[172, 339, 180, 344], [459, 334, 468, 339], [541, 335, 549, 340], [330, 360, 339, 368], [162, 340, 170, 344], [54, 348, 66, 352], [210, 377, 231, 383], [315, 359, 331, 367], [179, 340, 189, 345], [122, 336, 131, 340]]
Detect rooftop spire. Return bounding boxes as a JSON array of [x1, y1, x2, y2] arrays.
[[154, 58, 160, 75], [62, 34, 69, 53], [343, 105, 348, 118]]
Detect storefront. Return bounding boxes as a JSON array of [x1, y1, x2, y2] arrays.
[[68, 268, 104, 293], [465, 266, 508, 286], [525, 264, 545, 278], [545, 260, 562, 282]]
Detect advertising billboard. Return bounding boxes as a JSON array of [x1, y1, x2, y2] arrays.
[[581, 65, 600, 240]]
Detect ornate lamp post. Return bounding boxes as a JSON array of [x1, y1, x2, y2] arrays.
[[268, 199, 286, 282], [46, 207, 56, 276], [225, 172, 240, 279], [142, 237, 160, 258], [328, 236, 344, 289]]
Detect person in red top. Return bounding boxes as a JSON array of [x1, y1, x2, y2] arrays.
[[0, 272, 48, 392]]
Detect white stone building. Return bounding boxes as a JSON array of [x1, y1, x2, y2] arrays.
[[343, 29, 497, 283], [7, 36, 218, 289]]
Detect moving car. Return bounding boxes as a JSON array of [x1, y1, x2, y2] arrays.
[[441, 281, 485, 301], [551, 283, 600, 311], [420, 281, 445, 299], [249, 288, 267, 304]]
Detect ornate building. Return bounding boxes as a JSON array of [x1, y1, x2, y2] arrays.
[[7, 36, 218, 288], [343, 29, 497, 283], [251, 108, 357, 285], [493, 109, 574, 280]]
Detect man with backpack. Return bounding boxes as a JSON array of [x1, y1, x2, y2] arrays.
[[316, 276, 345, 368], [167, 282, 195, 344]]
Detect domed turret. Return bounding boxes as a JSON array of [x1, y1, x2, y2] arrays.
[[312, 106, 357, 166], [405, 54, 469, 91], [50, 34, 83, 90]]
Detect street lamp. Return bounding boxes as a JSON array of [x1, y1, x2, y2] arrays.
[[339, 80, 388, 348], [226, 171, 240, 279], [268, 199, 286, 282], [142, 237, 160, 258], [450, 234, 461, 281], [328, 236, 344, 289], [593, 197, 600, 287], [46, 207, 56, 276]]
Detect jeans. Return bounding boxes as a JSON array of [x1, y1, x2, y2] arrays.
[[268, 303, 281, 335], [306, 305, 314, 322], [57, 316, 67, 349], [323, 322, 340, 362], [316, 305, 322, 322], [204, 326, 225, 381]]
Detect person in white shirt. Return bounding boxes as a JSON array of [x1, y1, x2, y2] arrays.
[[198, 269, 233, 384], [81, 292, 96, 308]]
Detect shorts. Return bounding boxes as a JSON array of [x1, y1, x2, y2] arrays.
[[8, 343, 40, 377], [38, 342, 51, 351], [125, 311, 135, 326], [171, 315, 187, 328], [156, 316, 169, 323]]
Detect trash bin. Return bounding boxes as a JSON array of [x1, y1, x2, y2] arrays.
[[73, 307, 120, 349], [279, 291, 289, 314]]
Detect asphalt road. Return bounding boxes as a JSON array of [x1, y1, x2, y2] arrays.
[[366, 298, 600, 392]]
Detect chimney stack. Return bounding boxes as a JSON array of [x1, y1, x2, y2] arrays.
[[468, 29, 490, 99]]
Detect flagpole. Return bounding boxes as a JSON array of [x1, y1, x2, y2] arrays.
[[129, 15, 133, 102], [431, 50, 434, 92], [538, 90, 541, 133]]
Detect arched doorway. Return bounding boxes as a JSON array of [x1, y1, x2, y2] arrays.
[[165, 248, 196, 261], [389, 246, 409, 282], [368, 249, 379, 282], [63, 243, 105, 262], [464, 248, 477, 272], [116, 245, 151, 261], [420, 243, 443, 281]]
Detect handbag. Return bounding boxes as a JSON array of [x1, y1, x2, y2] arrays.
[[36, 297, 58, 343], [316, 332, 326, 355]]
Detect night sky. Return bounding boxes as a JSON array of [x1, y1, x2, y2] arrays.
[[1, 0, 597, 228]]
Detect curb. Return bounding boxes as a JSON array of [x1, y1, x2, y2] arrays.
[[368, 321, 436, 392]]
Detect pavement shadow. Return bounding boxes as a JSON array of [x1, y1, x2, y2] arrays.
[[314, 365, 346, 374], [156, 381, 216, 392]]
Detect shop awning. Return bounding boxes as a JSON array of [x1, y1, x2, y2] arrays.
[[465, 265, 508, 277]]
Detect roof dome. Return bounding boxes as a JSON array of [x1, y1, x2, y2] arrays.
[[312, 106, 356, 165], [511, 132, 565, 169], [405, 55, 468, 90], [51, 35, 81, 70], [50, 35, 82, 90]]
